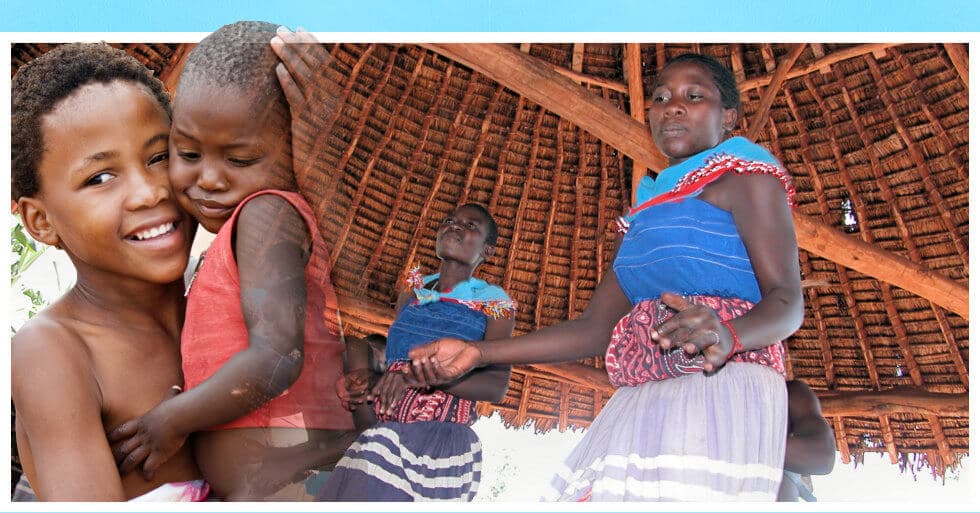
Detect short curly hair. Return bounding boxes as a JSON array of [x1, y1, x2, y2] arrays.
[[11, 43, 171, 200], [177, 20, 287, 119]]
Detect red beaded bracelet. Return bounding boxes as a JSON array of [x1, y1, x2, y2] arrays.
[[721, 320, 743, 360]]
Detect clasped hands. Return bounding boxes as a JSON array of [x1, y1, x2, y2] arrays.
[[402, 291, 737, 387]]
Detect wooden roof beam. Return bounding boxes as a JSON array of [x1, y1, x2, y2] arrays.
[[864, 54, 969, 273], [943, 43, 969, 89], [926, 414, 956, 469], [423, 43, 667, 171], [624, 43, 648, 204], [833, 417, 851, 464], [359, 63, 466, 290], [421, 43, 968, 318], [801, 75, 885, 389], [746, 43, 806, 142], [816, 388, 968, 417], [571, 43, 585, 73], [739, 43, 900, 91]]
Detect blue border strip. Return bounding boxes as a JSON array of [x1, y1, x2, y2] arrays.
[[2, 0, 979, 32]]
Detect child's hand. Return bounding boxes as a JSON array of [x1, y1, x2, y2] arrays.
[[337, 369, 375, 410], [107, 390, 188, 480], [367, 370, 425, 417], [270, 27, 342, 186], [650, 292, 734, 372]]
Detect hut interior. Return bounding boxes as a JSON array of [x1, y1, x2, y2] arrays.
[[11, 41, 969, 480]]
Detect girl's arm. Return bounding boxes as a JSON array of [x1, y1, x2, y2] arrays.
[[110, 195, 312, 478], [406, 246, 632, 385], [432, 315, 515, 403]]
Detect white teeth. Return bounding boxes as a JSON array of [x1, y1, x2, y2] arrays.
[[133, 222, 175, 241]]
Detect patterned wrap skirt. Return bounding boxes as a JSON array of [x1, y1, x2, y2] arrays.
[[318, 362, 482, 501], [546, 296, 788, 501]]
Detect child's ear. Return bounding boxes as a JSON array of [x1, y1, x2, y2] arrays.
[[481, 244, 495, 262], [722, 108, 738, 133], [17, 197, 61, 249]]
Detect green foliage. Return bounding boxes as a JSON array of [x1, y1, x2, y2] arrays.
[[10, 216, 48, 326]]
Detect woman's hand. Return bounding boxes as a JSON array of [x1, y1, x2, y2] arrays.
[[651, 292, 734, 372], [270, 27, 342, 187], [407, 338, 482, 387], [106, 390, 187, 480]]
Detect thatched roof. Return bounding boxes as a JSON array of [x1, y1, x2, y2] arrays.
[[12, 41, 969, 478]]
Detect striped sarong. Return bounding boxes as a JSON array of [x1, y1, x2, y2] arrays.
[[318, 422, 481, 501], [546, 363, 786, 501]]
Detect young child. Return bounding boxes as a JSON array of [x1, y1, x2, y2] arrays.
[[107, 21, 355, 500], [320, 203, 515, 501], [10, 43, 205, 501], [408, 54, 804, 501]]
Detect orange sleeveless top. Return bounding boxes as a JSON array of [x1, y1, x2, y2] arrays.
[[181, 190, 354, 431]]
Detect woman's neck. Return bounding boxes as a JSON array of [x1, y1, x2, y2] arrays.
[[435, 260, 478, 292]]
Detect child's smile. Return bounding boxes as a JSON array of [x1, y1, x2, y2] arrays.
[[32, 81, 192, 285]]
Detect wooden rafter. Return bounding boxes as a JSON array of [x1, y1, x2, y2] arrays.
[[461, 85, 508, 201], [359, 63, 465, 290], [568, 125, 586, 320], [421, 44, 968, 319], [926, 414, 956, 468], [571, 43, 585, 73], [502, 106, 546, 294], [840, 85, 926, 387], [942, 43, 969, 88], [536, 118, 567, 329], [729, 43, 746, 82], [878, 415, 900, 464], [739, 43, 900, 91], [422, 43, 667, 172], [892, 50, 968, 185], [325, 45, 394, 266], [864, 54, 969, 273], [833, 416, 851, 464], [816, 388, 968, 417], [800, 76, 881, 389], [624, 43, 647, 204], [746, 43, 806, 142]]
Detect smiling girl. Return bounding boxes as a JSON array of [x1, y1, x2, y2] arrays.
[[106, 22, 356, 500]]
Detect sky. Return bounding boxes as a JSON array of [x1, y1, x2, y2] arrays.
[[4, 0, 978, 508]]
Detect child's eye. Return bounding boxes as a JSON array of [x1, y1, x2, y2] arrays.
[[148, 151, 169, 166], [442, 217, 454, 225], [84, 172, 113, 187], [228, 157, 260, 167], [466, 222, 477, 229], [652, 94, 668, 103], [688, 93, 703, 101], [177, 151, 200, 162]]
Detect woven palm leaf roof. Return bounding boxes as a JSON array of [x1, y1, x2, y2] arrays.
[[11, 41, 969, 478]]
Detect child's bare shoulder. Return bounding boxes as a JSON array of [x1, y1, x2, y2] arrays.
[[12, 309, 102, 413]]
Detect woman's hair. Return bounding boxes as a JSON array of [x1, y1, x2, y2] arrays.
[[660, 53, 741, 116], [11, 43, 171, 200], [178, 20, 286, 119], [459, 203, 499, 247]]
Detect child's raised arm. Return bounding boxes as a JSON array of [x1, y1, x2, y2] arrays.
[[110, 195, 312, 479]]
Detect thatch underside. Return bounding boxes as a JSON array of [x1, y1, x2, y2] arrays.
[[11, 41, 968, 477]]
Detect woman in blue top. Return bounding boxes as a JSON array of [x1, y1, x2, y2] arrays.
[[406, 54, 804, 501], [320, 203, 516, 501]]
